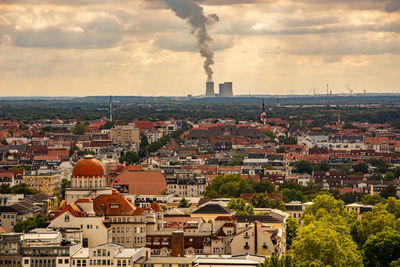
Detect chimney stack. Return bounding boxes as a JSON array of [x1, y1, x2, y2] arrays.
[[171, 231, 185, 257]]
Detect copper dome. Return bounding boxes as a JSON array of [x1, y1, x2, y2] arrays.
[[72, 155, 106, 176]]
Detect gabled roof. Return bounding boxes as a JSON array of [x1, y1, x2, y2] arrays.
[[93, 190, 136, 216], [150, 202, 163, 212], [215, 216, 237, 222], [53, 203, 84, 220], [133, 207, 145, 215], [192, 202, 234, 215]]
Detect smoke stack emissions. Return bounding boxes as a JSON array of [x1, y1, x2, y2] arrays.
[[165, 0, 218, 82]]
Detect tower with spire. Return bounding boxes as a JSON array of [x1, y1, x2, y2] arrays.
[[260, 100, 267, 124], [109, 95, 113, 122]]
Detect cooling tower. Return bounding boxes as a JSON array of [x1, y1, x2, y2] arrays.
[[205, 82, 215, 97], [223, 82, 233, 97]]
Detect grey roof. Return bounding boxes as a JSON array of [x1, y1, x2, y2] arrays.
[[235, 215, 284, 224], [192, 203, 234, 215]]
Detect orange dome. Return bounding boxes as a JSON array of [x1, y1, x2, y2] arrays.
[[72, 155, 106, 176]]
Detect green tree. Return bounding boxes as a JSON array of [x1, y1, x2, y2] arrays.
[[384, 172, 396, 181], [351, 208, 398, 246], [282, 188, 304, 203], [339, 192, 363, 204], [292, 160, 312, 175], [364, 230, 400, 267], [290, 220, 363, 266], [286, 216, 299, 250], [100, 121, 114, 130], [10, 183, 35, 195], [13, 214, 48, 232], [386, 197, 400, 219], [303, 195, 347, 218], [204, 174, 254, 198], [72, 123, 86, 135], [139, 134, 149, 158], [366, 158, 389, 173], [119, 151, 139, 165], [227, 198, 254, 215], [313, 161, 330, 172], [19, 124, 28, 130], [263, 255, 303, 267], [60, 179, 71, 200], [276, 147, 285, 153], [360, 194, 385, 205], [369, 173, 383, 180], [394, 166, 400, 178], [249, 193, 285, 210], [336, 165, 352, 174], [282, 136, 297, 145], [353, 163, 369, 174], [0, 184, 11, 194], [381, 184, 397, 199], [178, 198, 191, 208], [253, 179, 275, 193]]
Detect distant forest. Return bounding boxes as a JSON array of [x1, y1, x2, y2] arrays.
[[1, 96, 400, 128]]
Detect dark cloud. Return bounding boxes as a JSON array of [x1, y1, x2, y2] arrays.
[[385, 0, 400, 12], [11, 27, 122, 48], [195, 0, 276, 5], [297, 0, 400, 12]]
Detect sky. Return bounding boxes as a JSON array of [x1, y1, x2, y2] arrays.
[[0, 0, 399, 97]]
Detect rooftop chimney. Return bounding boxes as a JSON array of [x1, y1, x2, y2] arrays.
[[171, 231, 185, 257]]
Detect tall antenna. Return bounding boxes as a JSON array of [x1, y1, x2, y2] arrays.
[[109, 95, 113, 122], [327, 83, 329, 96]]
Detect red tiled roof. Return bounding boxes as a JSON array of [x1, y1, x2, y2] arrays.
[[151, 202, 163, 212], [52, 203, 83, 220], [112, 170, 166, 195], [133, 207, 145, 215], [76, 198, 92, 203], [93, 190, 136, 216], [215, 216, 236, 222]]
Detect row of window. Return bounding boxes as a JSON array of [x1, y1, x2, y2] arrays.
[[112, 226, 143, 234], [73, 259, 131, 266], [109, 216, 144, 223], [112, 236, 145, 244]]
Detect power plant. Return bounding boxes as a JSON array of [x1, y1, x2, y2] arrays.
[[205, 82, 215, 97], [204, 81, 233, 97]]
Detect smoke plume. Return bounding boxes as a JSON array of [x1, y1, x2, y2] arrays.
[[165, 0, 219, 82]]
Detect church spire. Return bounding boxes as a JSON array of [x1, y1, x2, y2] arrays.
[[109, 95, 113, 122], [260, 99, 267, 124]]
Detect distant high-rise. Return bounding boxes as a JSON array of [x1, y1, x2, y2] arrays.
[[205, 82, 215, 97]]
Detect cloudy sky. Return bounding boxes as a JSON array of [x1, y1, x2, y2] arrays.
[[0, 0, 399, 96]]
